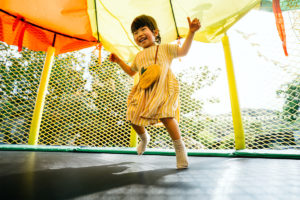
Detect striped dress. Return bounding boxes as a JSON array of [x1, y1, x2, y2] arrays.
[[127, 43, 180, 126]]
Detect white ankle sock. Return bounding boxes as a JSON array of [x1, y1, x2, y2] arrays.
[[137, 131, 150, 155], [173, 139, 188, 169]]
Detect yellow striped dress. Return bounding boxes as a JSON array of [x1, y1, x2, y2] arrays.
[[127, 44, 180, 126]]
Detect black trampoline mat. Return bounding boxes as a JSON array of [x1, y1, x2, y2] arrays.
[[0, 151, 299, 200]]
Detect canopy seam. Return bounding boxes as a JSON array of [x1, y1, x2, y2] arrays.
[[93, 0, 101, 42], [169, 0, 181, 39]]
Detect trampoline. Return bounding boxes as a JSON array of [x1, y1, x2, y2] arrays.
[[1, 148, 300, 200], [1, 1, 300, 200]]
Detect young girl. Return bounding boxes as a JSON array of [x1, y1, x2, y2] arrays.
[[110, 15, 201, 169]]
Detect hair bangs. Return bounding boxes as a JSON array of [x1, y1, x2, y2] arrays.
[[131, 15, 157, 34]]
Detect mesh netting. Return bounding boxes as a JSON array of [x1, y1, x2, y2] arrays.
[[1, 9, 299, 151], [1, 46, 44, 144], [228, 9, 300, 150]]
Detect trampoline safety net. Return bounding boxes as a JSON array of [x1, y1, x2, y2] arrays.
[[0, 8, 299, 151]]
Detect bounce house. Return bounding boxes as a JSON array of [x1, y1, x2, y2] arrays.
[[0, 0, 299, 199]]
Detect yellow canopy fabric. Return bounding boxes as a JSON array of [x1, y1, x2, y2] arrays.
[[88, 0, 260, 62], [0, 0, 260, 58]]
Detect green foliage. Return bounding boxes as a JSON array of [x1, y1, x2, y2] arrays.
[[4, 42, 296, 150], [176, 65, 221, 148], [83, 53, 132, 147], [221, 109, 298, 150], [277, 76, 300, 122], [178, 65, 220, 115], [0, 43, 132, 146], [38, 50, 132, 146], [0, 42, 45, 144]]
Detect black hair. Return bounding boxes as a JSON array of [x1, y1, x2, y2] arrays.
[[131, 15, 161, 44]]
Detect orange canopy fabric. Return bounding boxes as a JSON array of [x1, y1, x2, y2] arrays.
[[272, 0, 288, 56], [0, 0, 98, 54]]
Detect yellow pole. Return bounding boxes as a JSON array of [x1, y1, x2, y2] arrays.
[[129, 126, 137, 147], [129, 74, 139, 147], [221, 33, 245, 150], [28, 46, 55, 145]]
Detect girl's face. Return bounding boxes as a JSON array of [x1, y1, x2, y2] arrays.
[[133, 26, 158, 49]]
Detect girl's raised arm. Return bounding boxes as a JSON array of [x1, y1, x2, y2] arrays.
[[110, 53, 136, 77], [177, 17, 201, 57]]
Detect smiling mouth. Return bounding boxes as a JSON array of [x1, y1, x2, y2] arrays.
[[139, 38, 147, 43]]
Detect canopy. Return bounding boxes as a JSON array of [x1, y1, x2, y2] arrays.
[[0, 0, 98, 54], [0, 0, 260, 61]]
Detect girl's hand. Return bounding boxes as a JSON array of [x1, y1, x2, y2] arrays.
[[109, 53, 120, 64], [187, 17, 201, 33]]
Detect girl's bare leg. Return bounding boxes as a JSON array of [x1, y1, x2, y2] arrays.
[[131, 123, 150, 155], [160, 118, 188, 169], [159, 117, 181, 140], [131, 124, 146, 135]]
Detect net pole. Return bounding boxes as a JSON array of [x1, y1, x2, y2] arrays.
[[221, 33, 245, 150], [28, 46, 55, 145], [129, 127, 137, 147]]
